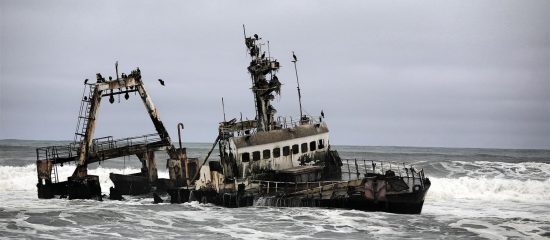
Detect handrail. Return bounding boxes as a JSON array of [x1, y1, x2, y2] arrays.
[[220, 114, 323, 137], [338, 158, 426, 184], [36, 133, 165, 162]]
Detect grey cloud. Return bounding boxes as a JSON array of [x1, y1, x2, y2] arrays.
[[1, 0, 549, 149]]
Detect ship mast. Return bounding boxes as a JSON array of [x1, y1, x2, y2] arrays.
[[243, 26, 281, 132], [291, 51, 303, 121]]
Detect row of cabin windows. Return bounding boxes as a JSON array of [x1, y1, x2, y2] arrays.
[[241, 139, 325, 162]]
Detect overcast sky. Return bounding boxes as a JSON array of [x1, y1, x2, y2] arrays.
[[1, 0, 549, 149]]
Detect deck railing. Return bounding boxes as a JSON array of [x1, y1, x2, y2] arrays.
[[245, 158, 427, 193], [340, 158, 427, 187], [36, 133, 163, 162]]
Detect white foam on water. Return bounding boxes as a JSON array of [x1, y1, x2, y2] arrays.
[[0, 164, 168, 193], [427, 176, 550, 203], [438, 161, 550, 180], [2, 164, 549, 205]]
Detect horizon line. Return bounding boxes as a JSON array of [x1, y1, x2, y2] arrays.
[[1, 138, 548, 151]]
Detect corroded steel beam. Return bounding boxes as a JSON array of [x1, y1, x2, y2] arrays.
[[74, 85, 102, 177], [95, 77, 138, 91]]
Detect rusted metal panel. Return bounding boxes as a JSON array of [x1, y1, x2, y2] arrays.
[[232, 122, 329, 148], [136, 151, 158, 183], [136, 82, 172, 147], [36, 160, 52, 181], [96, 77, 138, 91]]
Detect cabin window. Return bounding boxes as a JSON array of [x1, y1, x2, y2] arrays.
[[310, 141, 316, 151], [318, 139, 325, 149], [301, 143, 308, 153], [241, 152, 250, 162], [253, 151, 261, 161], [263, 149, 271, 159], [292, 144, 299, 154], [283, 146, 290, 156], [273, 148, 281, 158]]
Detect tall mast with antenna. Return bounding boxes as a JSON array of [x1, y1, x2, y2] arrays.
[[242, 27, 281, 132], [292, 51, 303, 120]]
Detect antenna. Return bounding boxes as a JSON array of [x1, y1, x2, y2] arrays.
[[267, 41, 271, 59], [268, 41, 273, 79], [115, 61, 119, 79], [292, 51, 303, 120], [222, 97, 227, 122]]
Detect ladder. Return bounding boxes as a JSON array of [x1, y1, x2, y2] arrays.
[[73, 84, 96, 146], [51, 163, 59, 183], [50, 147, 59, 183]]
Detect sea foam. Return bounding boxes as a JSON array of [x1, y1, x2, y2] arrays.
[[0, 165, 167, 193], [1, 165, 548, 204]]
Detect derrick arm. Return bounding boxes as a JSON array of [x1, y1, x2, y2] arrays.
[[74, 85, 102, 177], [73, 69, 175, 177], [134, 75, 177, 159]]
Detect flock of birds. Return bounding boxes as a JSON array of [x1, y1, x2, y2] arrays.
[[84, 77, 165, 86], [83, 34, 298, 90]]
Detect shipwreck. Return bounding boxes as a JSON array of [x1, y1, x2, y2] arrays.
[[35, 29, 431, 214], [35, 66, 198, 200], [167, 28, 431, 214]]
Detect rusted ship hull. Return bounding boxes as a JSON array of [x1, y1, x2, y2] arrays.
[[169, 176, 431, 214], [109, 173, 151, 195]]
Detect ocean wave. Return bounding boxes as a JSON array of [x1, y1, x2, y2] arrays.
[[1, 165, 548, 204], [0, 165, 168, 193], [427, 176, 550, 203], [422, 160, 550, 180]]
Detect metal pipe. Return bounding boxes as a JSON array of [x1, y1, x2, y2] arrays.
[[292, 54, 303, 121], [347, 159, 351, 180], [177, 123, 184, 149]]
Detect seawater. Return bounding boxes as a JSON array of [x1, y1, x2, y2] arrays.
[[1, 140, 549, 239]]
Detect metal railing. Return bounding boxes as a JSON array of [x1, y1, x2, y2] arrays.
[[246, 158, 428, 194], [36, 143, 80, 162], [340, 158, 427, 188], [36, 133, 163, 162], [91, 133, 162, 152], [276, 115, 323, 129], [248, 179, 346, 194]]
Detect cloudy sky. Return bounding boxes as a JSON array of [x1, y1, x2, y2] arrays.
[[1, 0, 549, 149]]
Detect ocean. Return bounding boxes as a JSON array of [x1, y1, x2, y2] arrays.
[[0, 139, 549, 239]]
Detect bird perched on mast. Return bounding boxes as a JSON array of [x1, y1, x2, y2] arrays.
[[158, 79, 165, 86], [292, 51, 298, 62], [254, 34, 259, 40]]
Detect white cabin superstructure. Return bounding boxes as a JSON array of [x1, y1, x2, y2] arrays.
[[212, 29, 342, 184], [225, 122, 330, 178]]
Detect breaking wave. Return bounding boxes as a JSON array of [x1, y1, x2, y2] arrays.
[[427, 177, 550, 203], [428, 160, 550, 180], [1, 164, 549, 204], [0, 165, 167, 193]]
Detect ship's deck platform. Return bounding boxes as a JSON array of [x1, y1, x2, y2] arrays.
[[36, 133, 169, 164]]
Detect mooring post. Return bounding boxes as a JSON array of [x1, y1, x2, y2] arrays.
[[354, 158, 360, 179], [363, 159, 367, 175], [347, 159, 351, 180]]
